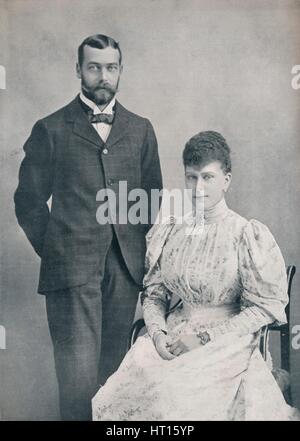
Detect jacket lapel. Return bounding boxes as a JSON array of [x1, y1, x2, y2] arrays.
[[65, 95, 105, 147], [104, 101, 129, 149]]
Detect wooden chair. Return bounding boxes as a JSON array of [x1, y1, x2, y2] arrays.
[[260, 265, 296, 404]]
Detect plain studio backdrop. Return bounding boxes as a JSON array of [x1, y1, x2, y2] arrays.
[[0, 0, 300, 420]]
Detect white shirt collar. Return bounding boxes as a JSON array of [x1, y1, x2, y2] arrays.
[[79, 92, 116, 115]]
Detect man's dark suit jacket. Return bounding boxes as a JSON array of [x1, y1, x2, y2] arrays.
[[14, 95, 163, 293]]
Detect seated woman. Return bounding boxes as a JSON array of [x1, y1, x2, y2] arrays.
[[92, 131, 299, 420]]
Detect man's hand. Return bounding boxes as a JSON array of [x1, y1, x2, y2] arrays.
[[167, 334, 201, 356], [152, 331, 176, 360]]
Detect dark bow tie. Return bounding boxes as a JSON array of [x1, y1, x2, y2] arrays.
[[88, 111, 114, 125]]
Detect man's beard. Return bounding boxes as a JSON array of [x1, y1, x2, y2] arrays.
[[81, 79, 119, 106]]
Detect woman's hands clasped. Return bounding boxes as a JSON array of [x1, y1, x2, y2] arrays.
[[153, 331, 206, 360], [167, 334, 201, 356], [152, 331, 176, 360]]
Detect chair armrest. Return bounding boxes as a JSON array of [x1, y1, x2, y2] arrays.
[[259, 325, 270, 361], [128, 318, 146, 350]]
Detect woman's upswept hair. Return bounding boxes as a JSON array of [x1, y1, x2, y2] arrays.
[[183, 130, 231, 174], [78, 34, 122, 66]]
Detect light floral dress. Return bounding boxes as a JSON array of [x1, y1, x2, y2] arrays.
[[92, 198, 299, 420]]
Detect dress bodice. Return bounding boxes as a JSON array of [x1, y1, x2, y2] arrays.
[[160, 199, 244, 307], [141, 198, 288, 341]]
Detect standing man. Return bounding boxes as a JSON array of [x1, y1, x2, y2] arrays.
[[14, 34, 163, 421]]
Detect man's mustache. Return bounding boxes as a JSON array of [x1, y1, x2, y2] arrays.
[[95, 84, 115, 92]]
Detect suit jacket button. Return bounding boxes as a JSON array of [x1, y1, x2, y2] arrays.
[[102, 148, 108, 155]]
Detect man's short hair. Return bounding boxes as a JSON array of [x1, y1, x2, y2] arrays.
[[78, 34, 122, 66]]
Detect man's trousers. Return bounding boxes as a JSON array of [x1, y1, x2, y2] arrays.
[[45, 236, 141, 421]]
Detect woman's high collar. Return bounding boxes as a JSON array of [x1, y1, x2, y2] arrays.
[[187, 197, 229, 225], [203, 197, 229, 224]]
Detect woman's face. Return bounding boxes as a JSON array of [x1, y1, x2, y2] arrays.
[[185, 161, 232, 211]]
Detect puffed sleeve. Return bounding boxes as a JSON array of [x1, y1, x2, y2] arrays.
[[141, 219, 175, 339], [208, 219, 288, 341]]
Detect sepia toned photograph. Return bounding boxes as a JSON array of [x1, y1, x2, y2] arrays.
[[0, 0, 300, 422]]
